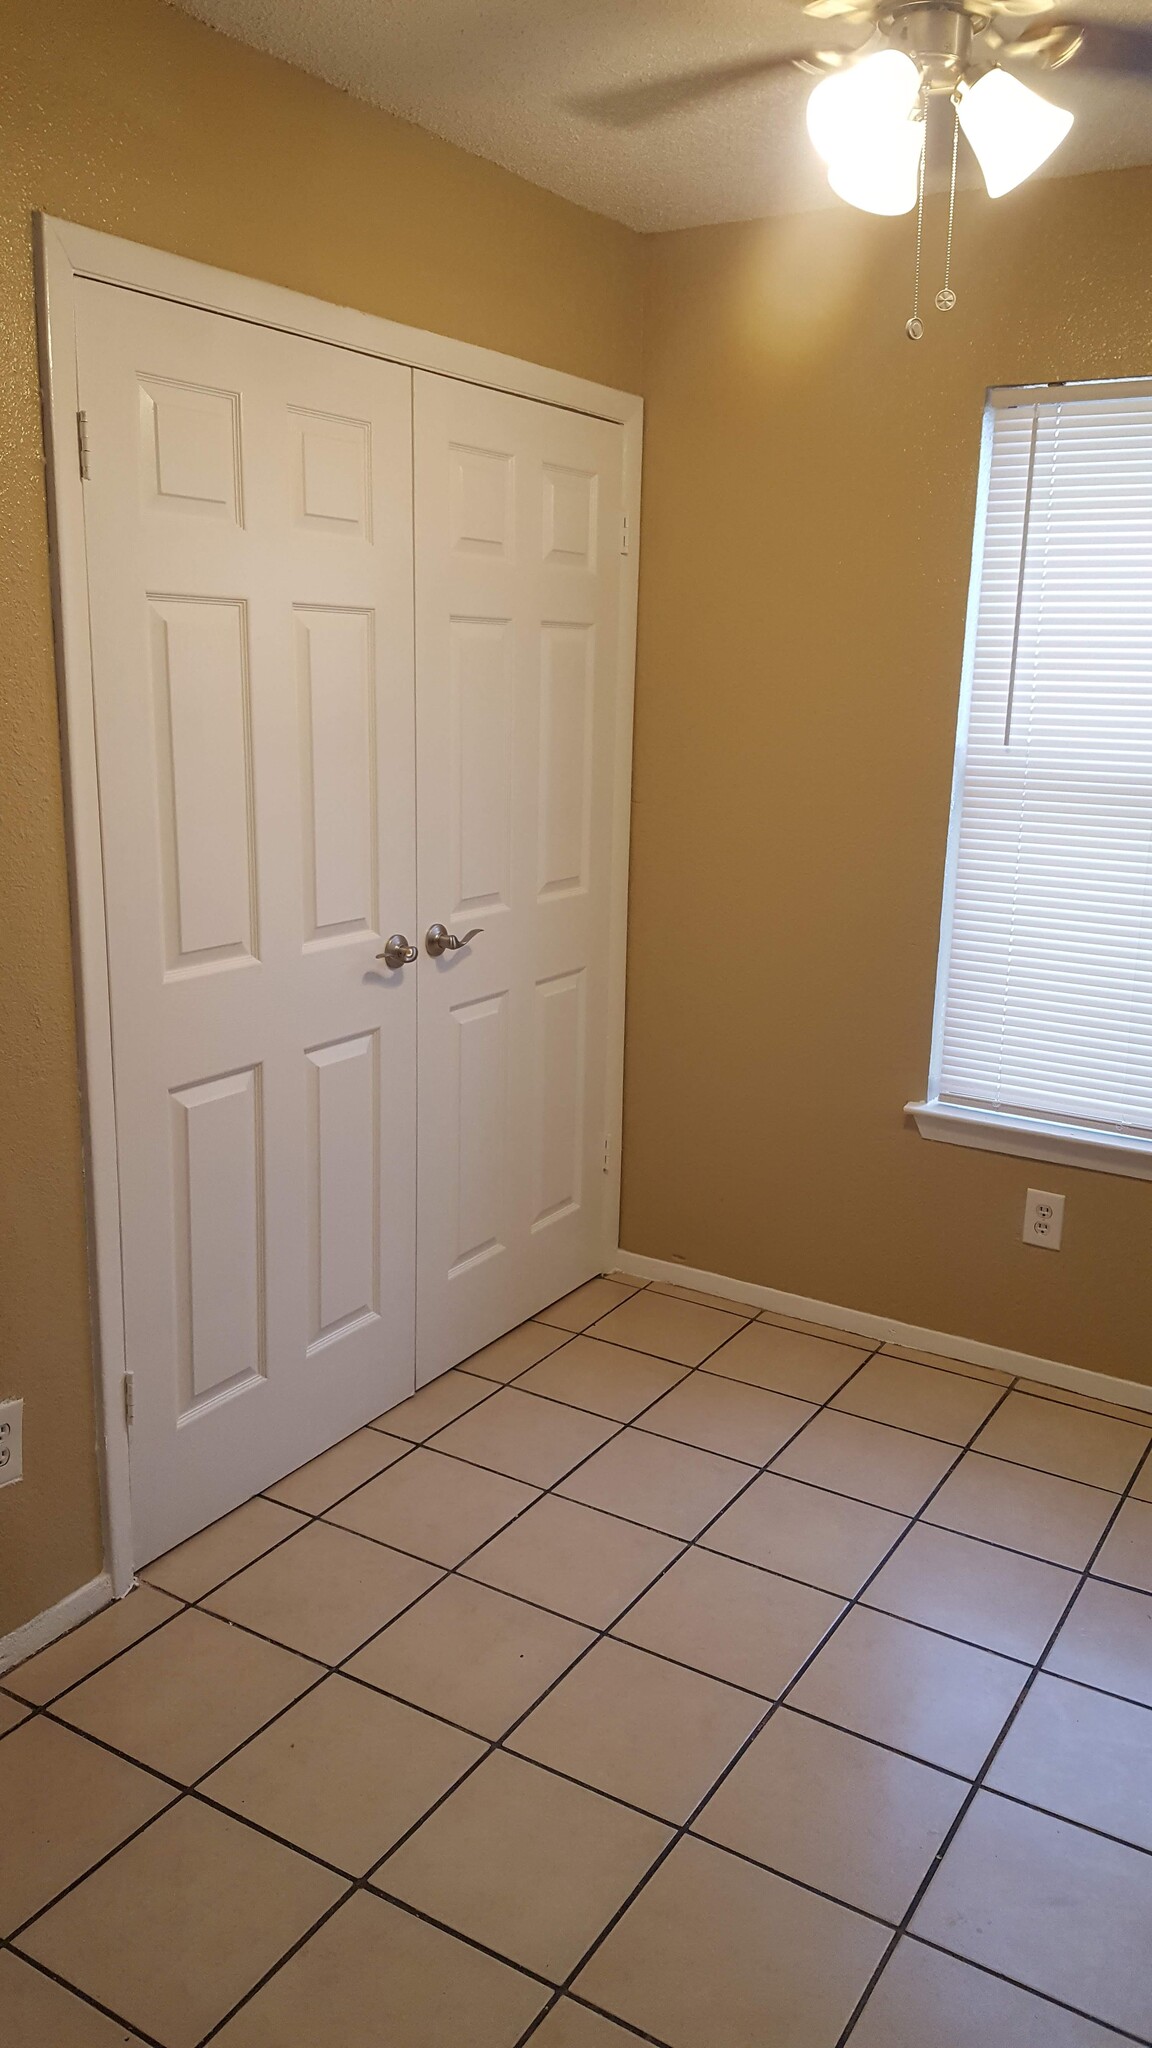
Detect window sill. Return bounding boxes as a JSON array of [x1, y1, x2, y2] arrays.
[[905, 1099, 1152, 1183]]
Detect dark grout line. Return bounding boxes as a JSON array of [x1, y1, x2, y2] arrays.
[[1, 1945, 174, 2048], [899, 1930, 1152, 2046], [834, 1438, 1152, 2048]]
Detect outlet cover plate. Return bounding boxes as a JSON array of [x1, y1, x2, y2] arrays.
[[0, 1398, 23, 1487], [1023, 1188, 1065, 1251]]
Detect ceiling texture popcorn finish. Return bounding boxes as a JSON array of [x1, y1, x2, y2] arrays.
[[170, 0, 1152, 228]]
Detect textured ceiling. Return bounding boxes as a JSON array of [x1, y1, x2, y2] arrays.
[[170, 0, 1152, 230]]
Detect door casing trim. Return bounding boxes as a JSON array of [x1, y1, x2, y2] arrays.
[[35, 213, 642, 1599]]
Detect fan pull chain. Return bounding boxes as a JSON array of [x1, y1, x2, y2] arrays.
[[936, 99, 960, 312], [905, 89, 928, 342]]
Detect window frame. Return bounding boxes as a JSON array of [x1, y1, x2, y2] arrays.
[[907, 376, 1152, 1184]]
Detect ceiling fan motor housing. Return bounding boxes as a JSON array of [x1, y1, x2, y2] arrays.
[[880, 2, 990, 90]]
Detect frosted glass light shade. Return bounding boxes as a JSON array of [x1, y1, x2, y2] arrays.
[[957, 68, 1074, 197], [807, 50, 925, 216], [826, 121, 926, 215], [806, 50, 921, 164]]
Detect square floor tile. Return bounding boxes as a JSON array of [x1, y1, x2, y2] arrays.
[[463, 1319, 572, 1381], [1092, 1495, 1152, 1594], [972, 1393, 1150, 1491], [263, 1429, 409, 1515], [52, 1607, 321, 1782], [1, 1717, 172, 1934], [614, 1548, 842, 1697], [925, 1453, 1117, 1570], [558, 1428, 755, 1538], [701, 1472, 906, 1596], [695, 1706, 966, 1922], [373, 1369, 493, 1442], [1, 1949, 152, 2048], [912, 1790, 1152, 2040], [574, 1833, 888, 2048], [16, 1798, 344, 2048], [377, 1750, 670, 1979], [324, 1447, 537, 1565], [987, 1672, 1152, 1854], [202, 1521, 440, 1665], [1045, 1579, 1152, 1708], [0, 1692, 30, 1737], [346, 1574, 594, 1737], [538, 1277, 640, 1331], [788, 1605, 1028, 1776], [831, 1355, 1003, 1445], [882, 1343, 1012, 1386], [212, 1888, 547, 2048], [863, 1523, 1076, 1662], [141, 1497, 308, 1600], [427, 1387, 617, 1486], [586, 1290, 747, 1366], [5, 1585, 182, 1705], [770, 1410, 957, 1514], [509, 1637, 764, 1823], [638, 1373, 814, 1465], [462, 1495, 680, 1629], [850, 1938, 1122, 2048], [516, 1335, 688, 1421], [202, 1674, 483, 1873], [650, 1281, 759, 1315], [530, 2001, 642, 2046], [704, 1322, 868, 1403]]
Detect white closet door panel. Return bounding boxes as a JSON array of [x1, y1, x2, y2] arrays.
[[77, 281, 417, 1562], [414, 373, 623, 1382]]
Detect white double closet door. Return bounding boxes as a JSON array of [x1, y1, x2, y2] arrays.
[[75, 280, 625, 1564]]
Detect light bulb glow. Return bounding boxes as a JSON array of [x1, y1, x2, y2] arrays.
[[806, 50, 925, 216], [806, 50, 921, 165], [826, 122, 926, 215], [957, 67, 1074, 197]]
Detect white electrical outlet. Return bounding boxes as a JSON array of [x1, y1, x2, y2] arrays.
[[0, 1399, 23, 1488], [1023, 1189, 1065, 1251]]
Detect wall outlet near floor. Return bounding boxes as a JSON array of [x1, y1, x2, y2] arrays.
[[1023, 1189, 1065, 1251], [0, 1399, 23, 1487]]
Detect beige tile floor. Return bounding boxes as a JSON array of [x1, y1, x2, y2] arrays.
[[4, 1275, 1152, 2047]]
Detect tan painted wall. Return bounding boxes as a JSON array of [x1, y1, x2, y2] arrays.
[[624, 164, 1152, 1384], [0, 0, 642, 1638]]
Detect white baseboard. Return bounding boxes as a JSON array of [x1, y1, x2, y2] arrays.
[[616, 1249, 1152, 1417], [0, 1573, 113, 1677]]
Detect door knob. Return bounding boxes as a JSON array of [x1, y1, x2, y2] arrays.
[[425, 923, 483, 958], [378, 935, 418, 969]]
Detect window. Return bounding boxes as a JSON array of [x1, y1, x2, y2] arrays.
[[909, 380, 1152, 1180]]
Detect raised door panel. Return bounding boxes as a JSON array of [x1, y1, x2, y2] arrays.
[[306, 1034, 378, 1348], [297, 607, 377, 942], [171, 1067, 264, 1409]]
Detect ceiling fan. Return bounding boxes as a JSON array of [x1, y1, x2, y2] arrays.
[[578, 2, 1152, 334]]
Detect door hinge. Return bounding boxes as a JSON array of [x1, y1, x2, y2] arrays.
[[620, 513, 630, 556], [77, 410, 90, 480], [602, 1135, 612, 1175], [123, 1371, 135, 1431]]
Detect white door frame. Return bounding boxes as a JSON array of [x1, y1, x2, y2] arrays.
[[35, 213, 642, 1598]]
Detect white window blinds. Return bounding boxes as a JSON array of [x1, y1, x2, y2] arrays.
[[931, 383, 1152, 1142]]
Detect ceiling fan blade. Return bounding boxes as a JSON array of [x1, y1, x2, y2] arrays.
[[1003, 16, 1152, 73], [989, 0, 1058, 15], [803, 0, 874, 19], [569, 50, 843, 127]]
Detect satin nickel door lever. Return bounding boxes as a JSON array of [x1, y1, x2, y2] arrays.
[[378, 935, 418, 968], [425, 923, 483, 957]]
